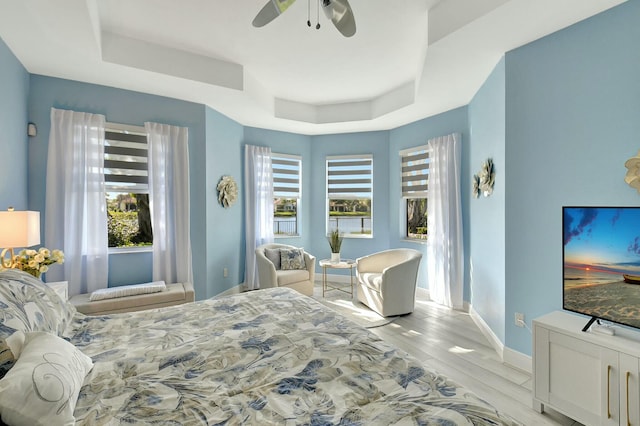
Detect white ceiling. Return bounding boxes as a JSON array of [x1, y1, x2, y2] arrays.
[[0, 0, 626, 135]]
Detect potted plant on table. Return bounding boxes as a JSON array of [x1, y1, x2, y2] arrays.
[[328, 229, 343, 263]]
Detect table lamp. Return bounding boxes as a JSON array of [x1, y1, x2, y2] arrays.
[[0, 208, 40, 269]]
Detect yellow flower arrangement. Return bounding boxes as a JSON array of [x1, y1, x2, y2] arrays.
[[13, 247, 64, 278]]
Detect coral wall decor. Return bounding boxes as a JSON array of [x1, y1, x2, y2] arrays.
[[473, 158, 496, 198], [472, 174, 481, 198], [625, 150, 640, 193], [217, 175, 238, 208]]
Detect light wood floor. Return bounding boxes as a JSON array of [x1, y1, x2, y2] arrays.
[[314, 281, 582, 426]]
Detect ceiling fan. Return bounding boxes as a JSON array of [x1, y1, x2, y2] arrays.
[[253, 0, 357, 38]]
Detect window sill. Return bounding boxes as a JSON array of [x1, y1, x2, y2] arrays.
[[403, 238, 427, 245], [342, 234, 373, 239], [274, 235, 300, 239], [108, 246, 153, 255]]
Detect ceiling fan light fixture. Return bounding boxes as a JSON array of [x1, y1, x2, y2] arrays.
[[321, 0, 356, 37], [252, 0, 356, 37]]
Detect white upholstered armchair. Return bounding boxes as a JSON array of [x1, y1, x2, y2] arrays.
[[356, 248, 422, 317], [255, 244, 316, 296]]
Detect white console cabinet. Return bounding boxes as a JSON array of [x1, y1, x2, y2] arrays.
[[533, 311, 640, 426]]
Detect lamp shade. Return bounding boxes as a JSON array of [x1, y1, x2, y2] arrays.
[[0, 210, 41, 248]]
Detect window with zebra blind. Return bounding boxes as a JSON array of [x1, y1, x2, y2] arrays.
[[104, 123, 153, 248], [326, 155, 373, 238], [272, 153, 301, 237], [401, 145, 429, 240]]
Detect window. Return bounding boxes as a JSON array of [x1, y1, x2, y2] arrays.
[[326, 155, 372, 237], [104, 123, 153, 248], [401, 145, 429, 240], [272, 154, 301, 237]]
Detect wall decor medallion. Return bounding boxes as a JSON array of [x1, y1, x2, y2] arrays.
[[473, 158, 496, 198], [217, 175, 238, 208], [624, 150, 640, 193], [472, 174, 481, 198]]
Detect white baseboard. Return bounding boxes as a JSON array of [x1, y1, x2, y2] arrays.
[[417, 287, 469, 312], [469, 306, 505, 360], [469, 306, 532, 374], [503, 346, 532, 374], [217, 283, 245, 297], [416, 286, 429, 300]]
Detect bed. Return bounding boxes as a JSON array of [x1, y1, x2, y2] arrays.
[[0, 269, 519, 425]]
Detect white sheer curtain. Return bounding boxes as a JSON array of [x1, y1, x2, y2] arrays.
[[45, 108, 108, 296], [426, 133, 464, 309], [244, 145, 274, 290], [146, 122, 193, 285]]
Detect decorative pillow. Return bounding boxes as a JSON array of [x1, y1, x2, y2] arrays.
[[0, 331, 93, 426], [280, 248, 307, 270], [89, 281, 166, 301], [4, 331, 26, 359], [0, 338, 15, 375], [0, 269, 76, 378], [0, 332, 27, 398], [264, 248, 282, 270]]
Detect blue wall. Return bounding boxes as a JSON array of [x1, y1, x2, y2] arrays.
[[504, 0, 640, 354], [468, 59, 506, 342], [243, 126, 312, 251], [244, 118, 471, 285], [309, 131, 391, 267], [205, 108, 245, 298], [0, 37, 29, 211], [3, 0, 638, 358], [25, 77, 255, 300], [389, 107, 469, 291], [26, 75, 214, 298]]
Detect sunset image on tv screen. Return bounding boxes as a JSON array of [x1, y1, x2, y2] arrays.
[[563, 207, 640, 329]]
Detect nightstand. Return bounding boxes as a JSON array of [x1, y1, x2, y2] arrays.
[[46, 281, 68, 301]]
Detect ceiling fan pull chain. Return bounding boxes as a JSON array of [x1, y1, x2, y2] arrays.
[[307, 0, 311, 27], [316, 0, 321, 29]]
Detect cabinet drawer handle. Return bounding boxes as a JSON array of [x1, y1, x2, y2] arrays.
[[608, 365, 611, 419], [627, 371, 631, 426]]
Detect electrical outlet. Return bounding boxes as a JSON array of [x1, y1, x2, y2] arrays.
[[223, 267, 228, 278], [515, 312, 525, 327]]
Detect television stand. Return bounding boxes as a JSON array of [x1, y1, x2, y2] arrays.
[[581, 316, 616, 335], [533, 311, 640, 425]]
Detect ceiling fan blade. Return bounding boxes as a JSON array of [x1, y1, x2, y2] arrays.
[[253, 0, 297, 28], [322, 0, 356, 37]]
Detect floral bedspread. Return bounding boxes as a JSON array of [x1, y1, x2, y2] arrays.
[[66, 287, 518, 425]]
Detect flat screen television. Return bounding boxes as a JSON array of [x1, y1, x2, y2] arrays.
[[563, 206, 640, 332]]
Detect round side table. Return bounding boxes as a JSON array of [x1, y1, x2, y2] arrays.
[[319, 258, 356, 298]]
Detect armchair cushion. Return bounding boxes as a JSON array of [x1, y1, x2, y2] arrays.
[[277, 270, 311, 287], [358, 272, 383, 292], [280, 248, 306, 270], [264, 248, 282, 270]]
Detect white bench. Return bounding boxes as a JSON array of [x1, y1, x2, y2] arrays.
[[70, 282, 195, 315]]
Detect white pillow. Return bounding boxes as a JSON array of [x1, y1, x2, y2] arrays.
[[4, 331, 26, 358], [89, 281, 166, 301], [0, 331, 93, 426]]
